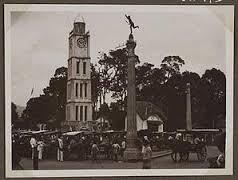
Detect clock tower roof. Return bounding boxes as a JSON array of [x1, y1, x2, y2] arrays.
[[74, 15, 85, 23], [70, 16, 86, 35]]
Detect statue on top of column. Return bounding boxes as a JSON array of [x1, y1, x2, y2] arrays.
[[125, 14, 139, 34]]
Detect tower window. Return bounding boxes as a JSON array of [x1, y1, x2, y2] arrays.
[[80, 83, 83, 98], [83, 62, 86, 74], [84, 106, 88, 121], [67, 106, 70, 121], [67, 84, 70, 100], [75, 83, 78, 97], [67, 82, 71, 100], [76, 61, 80, 74], [80, 106, 83, 121], [68, 62, 70, 77], [69, 60, 72, 77], [75, 106, 78, 121], [84, 83, 87, 97]]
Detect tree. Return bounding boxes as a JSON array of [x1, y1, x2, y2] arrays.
[[160, 56, 185, 80], [11, 102, 19, 128], [97, 52, 113, 105], [165, 73, 186, 130], [22, 96, 57, 129], [91, 64, 101, 116], [162, 68, 226, 130], [98, 48, 139, 109], [22, 67, 67, 129], [109, 102, 126, 131], [136, 63, 167, 111], [99, 103, 110, 119], [200, 68, 226, 128], [44, 66, 67, 128], [136, 62, 154, 91]]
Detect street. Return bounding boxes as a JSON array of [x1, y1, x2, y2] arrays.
[[18, 146, 221, 170]]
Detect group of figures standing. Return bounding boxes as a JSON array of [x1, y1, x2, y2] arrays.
[[12, 131, 155, 169]]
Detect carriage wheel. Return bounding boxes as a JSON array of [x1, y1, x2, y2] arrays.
[[171, 152, 181, 162], [181, 152, 189, 161], [197, 146, 207, 161]]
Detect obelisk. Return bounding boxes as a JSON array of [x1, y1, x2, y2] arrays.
[[124, 33, 140, 161], [186, 83, 192, 131]]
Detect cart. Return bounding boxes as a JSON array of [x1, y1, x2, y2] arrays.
[[170, 140, 207, 162], [169, 130, 208, 162]]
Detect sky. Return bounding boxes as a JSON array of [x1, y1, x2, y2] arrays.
[[9, 5, 233, 106]]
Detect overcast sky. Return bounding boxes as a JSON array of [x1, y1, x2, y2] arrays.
[[10, 5, 233, 106]]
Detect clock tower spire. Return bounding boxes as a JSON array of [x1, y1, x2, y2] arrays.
[[63, 19, 93, 131]]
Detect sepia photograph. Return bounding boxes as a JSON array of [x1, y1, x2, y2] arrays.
[[4, 4, 234, 177]]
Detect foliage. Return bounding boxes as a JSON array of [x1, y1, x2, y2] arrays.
[[96, 48, 226, 131], [98, 48, 139, 108], [22, 66, 67, 129], [109, 102, 126, 131], [99, 103, 110, 119], [20, 45, 226, 132], [91, 64, 101, 115], [11, 102, 19, 128], [160, 56, 185, 80], [200, 68, 226, 128]]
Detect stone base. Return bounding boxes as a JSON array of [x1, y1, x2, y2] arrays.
[[123, 147, 141, 162]]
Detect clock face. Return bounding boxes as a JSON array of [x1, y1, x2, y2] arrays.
[[77, 37, 87, 48]]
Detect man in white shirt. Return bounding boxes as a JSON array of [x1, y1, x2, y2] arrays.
[[121, 140, 126, 157], [37, 137, 45, 160], [30, 135, 37, 160], [57, 136, 64, 162]]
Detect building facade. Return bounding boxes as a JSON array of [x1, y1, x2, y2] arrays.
[[125, 101, 166, 133], [63, 20, 93, 130]]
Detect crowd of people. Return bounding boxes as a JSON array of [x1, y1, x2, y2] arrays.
[[12, 131, 156, 169], [12, 130, 225, 170], [12, 132, 129, 163]]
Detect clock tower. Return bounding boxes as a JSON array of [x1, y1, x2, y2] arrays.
[[63, 20, 93, 131]]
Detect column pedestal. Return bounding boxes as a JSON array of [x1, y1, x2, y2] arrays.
[[123, 147, 141, 161]]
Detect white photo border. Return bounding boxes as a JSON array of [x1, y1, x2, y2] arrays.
[[4, 4, 234, 178]]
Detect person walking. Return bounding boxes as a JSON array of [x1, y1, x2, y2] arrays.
[[142, 141, 152, 169], [33, 145, 39, 170], [37, 137, 45, 160], [112, 141, 120, 161], [12, 137, 24, 170], [91, 141, 99, 161], [57, 135, 64, 162], [30, 135, 37, 160], [121, 139, 126, 157], [215, 133, 225, 168]]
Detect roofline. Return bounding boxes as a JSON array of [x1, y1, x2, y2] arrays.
[[136, 101, 167, 121]]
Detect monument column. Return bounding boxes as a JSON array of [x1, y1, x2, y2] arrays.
[[186, 83, 192, 131], [124, 33, 140, 161]]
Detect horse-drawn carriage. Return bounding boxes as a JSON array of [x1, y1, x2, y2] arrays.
[[61, 130, 126, 160], [97, 130, 126, 159], [169, 129, 222, 162], [170, 138, 207, 162], [62, 131, 92, 160], [169, 129, 211, 162]]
